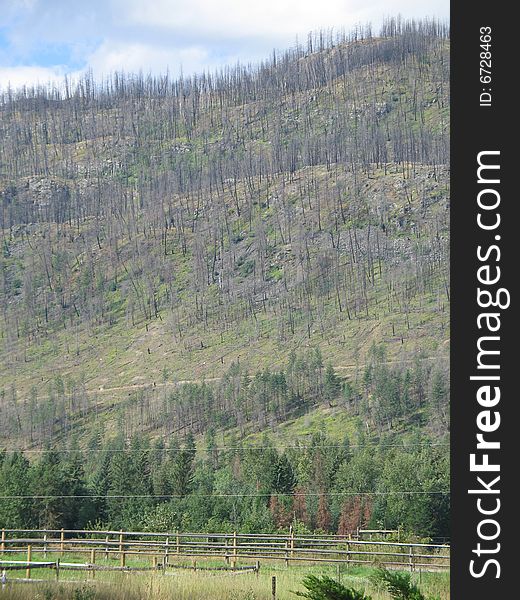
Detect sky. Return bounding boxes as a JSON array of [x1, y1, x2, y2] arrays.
[[0, 0, 449, 90]]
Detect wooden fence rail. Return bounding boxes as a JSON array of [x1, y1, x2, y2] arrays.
[[0, 528, 450, 575]]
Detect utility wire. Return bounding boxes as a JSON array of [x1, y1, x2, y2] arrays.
[[5, 442, 450, 454], [0, 491, 450, 500]]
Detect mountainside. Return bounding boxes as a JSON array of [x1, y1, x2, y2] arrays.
[[0, 20, 449, 451], [0, 19, 451, 539]]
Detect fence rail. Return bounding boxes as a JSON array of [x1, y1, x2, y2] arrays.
[[0, 528, 450, 576]]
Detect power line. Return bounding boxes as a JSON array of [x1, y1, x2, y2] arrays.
[[0, 491, 450, 500], [5, 442, 450, 454]]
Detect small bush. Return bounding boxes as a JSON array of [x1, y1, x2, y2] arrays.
[[373, 568, 438, 600], [73, 587, 96, 600], [294, 575, 371, 600]]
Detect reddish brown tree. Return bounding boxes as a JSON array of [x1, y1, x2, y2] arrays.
[[293, 486, 309, 526], [269, 495, 292, 529], [337, 495, 363, 536], [316, 494, 331, 532]]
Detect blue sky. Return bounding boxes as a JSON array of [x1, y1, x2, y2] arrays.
[[0, 0, 449, 90]]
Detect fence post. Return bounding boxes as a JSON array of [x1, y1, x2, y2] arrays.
[[165, 537, 169, 566], [55, 559, 60, 581], [105, 535, 109, 561], [60, 528, 64, 556], [409, 544, 414, 572], [26, 545, 32, 579], [1, 529, 4, 555], [232, 531, 237, 569], [285, 539, 289, 567], [90, 549, 96, 579], [272, 575, 277, 600], [346, 541, 350, 569], [176, 531, 180, 555], [43, 533, 48, 558], [119, 531, 125, 568], [290, 526, 295, 559]]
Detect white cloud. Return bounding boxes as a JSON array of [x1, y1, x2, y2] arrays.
[[87, 41, 210, 78], [0, 0, 449, 90], [123, 0, 447, 39], [0, 65, 66, 90], [124, 0, 352, 37]]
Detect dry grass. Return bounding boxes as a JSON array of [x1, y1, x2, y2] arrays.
[[0, 565, 450, 599]]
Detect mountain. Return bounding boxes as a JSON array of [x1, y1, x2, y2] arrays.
[[0, 18, 451, 539], [0, 19, 449, 450]]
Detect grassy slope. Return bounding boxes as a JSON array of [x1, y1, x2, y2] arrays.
[[1, 166, 449, 390], [0, 38, 450, 449]]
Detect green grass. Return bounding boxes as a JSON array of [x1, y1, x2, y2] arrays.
[[217, 405, 359, 449], [0, 561, 450, 600]]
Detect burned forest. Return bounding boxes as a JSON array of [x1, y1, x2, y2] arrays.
[[0, 18, 450, 537]]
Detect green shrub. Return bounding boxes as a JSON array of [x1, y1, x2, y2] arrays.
[[373, 568, 438, 600], [294, 575, 371, 600], [73, 587, 96, 600]]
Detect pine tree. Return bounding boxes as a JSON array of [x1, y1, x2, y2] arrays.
[[60, 449, 94, 529], [323, 363, 341, 404], [31, 450, 67, 528], [373, 568, 430, 600], [0, 452, 33, 528], [274, 454, 296, 494], [171, 433, 197, 497]]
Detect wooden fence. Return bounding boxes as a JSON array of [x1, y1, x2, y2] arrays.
[[0, 528, 450, 577]]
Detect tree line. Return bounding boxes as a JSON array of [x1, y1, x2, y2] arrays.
[[0, 430, 449, 540]]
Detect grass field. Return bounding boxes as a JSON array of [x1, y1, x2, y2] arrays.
[[0, 563, 450, 599]]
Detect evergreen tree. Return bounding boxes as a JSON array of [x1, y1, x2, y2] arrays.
[[30, 450, 67, 528], [0, 452, 33, 528], [60, 448, 95, 529], [171, 433, 197, 498], [323, 363, 341, 404], [274, 453, 296, 494]]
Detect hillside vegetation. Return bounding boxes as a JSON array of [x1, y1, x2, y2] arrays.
[[0, 19, 450, 537]]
